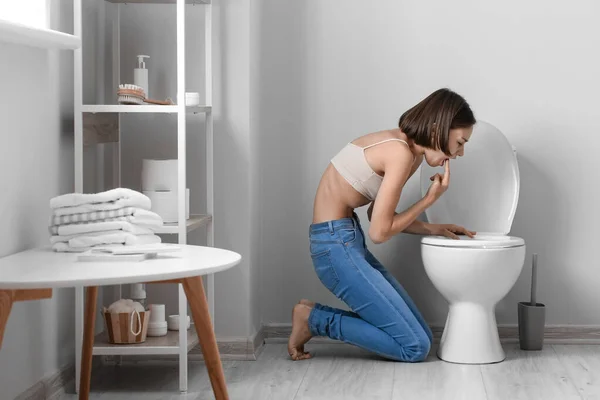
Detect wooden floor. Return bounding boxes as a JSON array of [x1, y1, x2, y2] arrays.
[[56, 343, 600, 400]]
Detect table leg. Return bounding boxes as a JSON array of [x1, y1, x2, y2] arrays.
[[182, 277, 229, 400], [0, 289, 52, 350], [79, 287, 98, 400], [0, 291, 13, 350]]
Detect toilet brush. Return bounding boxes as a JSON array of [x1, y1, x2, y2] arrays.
[[530, 253, 537, 306], [518, 253, 546, 350]]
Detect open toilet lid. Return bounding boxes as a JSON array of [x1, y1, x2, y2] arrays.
[[420, 120, 520, 235]]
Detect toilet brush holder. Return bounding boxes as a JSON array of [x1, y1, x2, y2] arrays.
[[518, 253, 546, 350], [518, 301, 546, 350]]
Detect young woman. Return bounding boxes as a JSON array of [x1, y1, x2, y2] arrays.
[[288, 88, 477, 362]]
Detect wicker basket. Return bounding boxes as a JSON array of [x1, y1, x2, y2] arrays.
[[103, 308, 151, 344]]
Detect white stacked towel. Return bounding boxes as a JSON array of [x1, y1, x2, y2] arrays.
[[49, 189, 164, 253]]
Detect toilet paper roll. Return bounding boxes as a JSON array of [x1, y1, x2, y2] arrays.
[[144, 189, 190, 223], [142, 159, 178, 191]]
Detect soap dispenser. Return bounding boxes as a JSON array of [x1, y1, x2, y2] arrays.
[[130, 283, 147, 308], [134, 55, 150, 99]]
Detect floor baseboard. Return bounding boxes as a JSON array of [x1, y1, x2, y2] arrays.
[[14, 364, 72, 400], [263, 323, 600, 345], [15, 358, 102, 400]]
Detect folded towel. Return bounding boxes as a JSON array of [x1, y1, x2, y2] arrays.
[[51, 189, 151, 217], [52, 243, 118, 253], [51, 188, 150, 209], [51, 230, 120, 245], [52, 233, 161, 253], [50, 227, 154, 244], [69, 232, 161, 249], [48, 208, 163, 232], [56, 220, 155, 237], [50, 207, 136, 226]]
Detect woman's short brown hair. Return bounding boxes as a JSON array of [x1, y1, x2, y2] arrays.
[[398, 88, 476, 155]]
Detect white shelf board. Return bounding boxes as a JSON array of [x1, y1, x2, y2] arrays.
[[106, 0, 210, 4], [81, 105, 211, 114], [0, 19, 80, 50], [155, 214, 212, 234], [93, 329, 198, 356]]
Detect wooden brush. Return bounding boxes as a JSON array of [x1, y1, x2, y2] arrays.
[[117, 84, 145, 105]]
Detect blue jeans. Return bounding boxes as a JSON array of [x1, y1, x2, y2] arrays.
[[308, 214, 433, 362]]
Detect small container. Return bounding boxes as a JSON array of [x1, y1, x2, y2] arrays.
[[168, 314, 191, 331], [147, 321, 168, 337], [148, 304, 165, 323], [518, 253, 545, 351], [185, 92, 200, 106], [518, 301, 546, 350]]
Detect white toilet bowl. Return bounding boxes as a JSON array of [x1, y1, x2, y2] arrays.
[[419, 121, 526, 364], [422, 236, 525, 363]]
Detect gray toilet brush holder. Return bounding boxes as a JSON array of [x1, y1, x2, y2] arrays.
[[518, 253, 546, 351]]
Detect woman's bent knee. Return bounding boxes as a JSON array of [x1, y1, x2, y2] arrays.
[[405, 336, 431, 362], [390, 331, 431, 362]]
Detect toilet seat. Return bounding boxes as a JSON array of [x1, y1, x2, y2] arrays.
[[422, 234, 525, 249]]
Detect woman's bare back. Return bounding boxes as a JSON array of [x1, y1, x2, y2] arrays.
[[312, 129, 422, 224]]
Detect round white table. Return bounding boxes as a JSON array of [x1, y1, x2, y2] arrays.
[[0, 245, 241, 400]]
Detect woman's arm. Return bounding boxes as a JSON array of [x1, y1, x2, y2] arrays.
[[370, 197, 435, 243], [369, 203, 434, 235], [369, 158, 450, 244], [402, 219, 434, 235], [370, 203, 433, 235], [403, 220, 476, 238]]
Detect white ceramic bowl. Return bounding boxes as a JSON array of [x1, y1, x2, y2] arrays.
[[167, 315, 191, 331]]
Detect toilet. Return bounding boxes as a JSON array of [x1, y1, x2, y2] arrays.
[[420, 120, 526, 364]]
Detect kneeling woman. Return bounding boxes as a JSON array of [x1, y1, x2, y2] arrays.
[[289, 88, 477, 362]]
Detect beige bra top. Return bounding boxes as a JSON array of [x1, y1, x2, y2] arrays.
[[330, 138, 413, 201]]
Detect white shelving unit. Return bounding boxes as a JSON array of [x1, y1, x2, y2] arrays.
[[73, 0, 214, 394], [81, 104, 212, 114], [0, 19, 81, 50]]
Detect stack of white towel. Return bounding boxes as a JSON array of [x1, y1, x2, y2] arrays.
[[49, 188, 164, 253]]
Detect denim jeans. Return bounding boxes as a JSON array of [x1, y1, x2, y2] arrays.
[[308, 214, 433, 362]]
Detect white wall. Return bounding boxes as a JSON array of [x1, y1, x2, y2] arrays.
[[257, 0, 600, 326], [0, 1, 76, 397]]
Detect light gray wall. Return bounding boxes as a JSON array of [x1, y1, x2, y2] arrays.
[[0, 1, 76, 398], [258, 0, 600, 326]]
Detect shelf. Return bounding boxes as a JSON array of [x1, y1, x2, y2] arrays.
[[106, 0, 210, 4], [93, 329, 198, 356], [0, 19, 80, 50], [155, 214, 212, 234], [81, 105, 211, 114]]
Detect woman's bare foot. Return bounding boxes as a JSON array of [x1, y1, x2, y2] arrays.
[[288, 304, 313, 361], [299, 299, 315, 308]]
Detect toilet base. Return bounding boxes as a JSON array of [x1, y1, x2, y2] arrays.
[[437, 302, 505, 364]]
